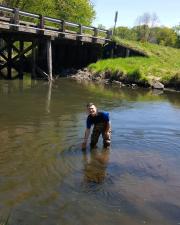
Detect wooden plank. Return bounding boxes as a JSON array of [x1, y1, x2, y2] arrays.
[[0, 21, 10, 29], [0, 16, 10, 22], [0, 23, 109, 45], [18, 26, 37, 34], [44, 30, 59, 37]]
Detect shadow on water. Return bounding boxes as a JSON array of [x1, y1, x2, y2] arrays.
[[82, 148, 110, 184]]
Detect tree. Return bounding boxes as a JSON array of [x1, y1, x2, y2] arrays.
[[0, 0, 36, 10], [155, 27, 178, 47], [173, 24, 180, 35], [115, 26, 137, 40], [53, 0, 95, 25], [97, 24, 106, 30], [0, 0, 95, 26], [135, 12, 159, 42], [173, 24, 180, 48]]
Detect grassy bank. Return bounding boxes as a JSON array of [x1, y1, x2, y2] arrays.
[[88, 37, 180, 89]]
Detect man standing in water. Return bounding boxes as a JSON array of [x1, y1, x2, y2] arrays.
[[82, 103, 111, 149]]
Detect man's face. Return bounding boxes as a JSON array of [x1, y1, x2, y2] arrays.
[[87, 105, 97, 116]]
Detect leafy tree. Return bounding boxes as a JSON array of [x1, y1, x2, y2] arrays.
[[0, 0, 95, 25], [155, 27, 178, 47], [135, 12, 159, 42], [0, 0, 35, 10], [173, 24, 180, 48], [54, 0, 95, 25], [115, 26, 137, 40], [173, 24, 180, 35], [97, 24, 106, 30]]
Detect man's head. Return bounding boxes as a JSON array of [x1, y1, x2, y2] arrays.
[[87, 103, 97, 117]]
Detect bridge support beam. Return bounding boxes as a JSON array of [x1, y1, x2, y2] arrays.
[[7, 39, 12, 79], [31, 41, 36, 79], [0, 36, 39, 80], [47, 39, 53, 81], [19, 41, 24, 79]]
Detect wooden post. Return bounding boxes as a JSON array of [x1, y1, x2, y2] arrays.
[[106, 30, 112, 39], [94, 28, 98, 37], [126, 48, 130, 57], [47, 39, 53, 81], [32, 41, 36, 79], [39, 15, 45, 29], [79, 24, 83, 35], [61, 20, 65, 32], [78, 24, 83, 41], [19, 40, 24, 79], [7, 39, 12, 79], [13, 8, 19, 25], [110, 46, 114, 58], [10, 8, 19, 31]]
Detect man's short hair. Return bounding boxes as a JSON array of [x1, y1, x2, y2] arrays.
[[86, 103, 95, 108]]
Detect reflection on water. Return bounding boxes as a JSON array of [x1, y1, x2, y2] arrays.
[[0, 79, 180, 225], [82, 148, 110, 184]]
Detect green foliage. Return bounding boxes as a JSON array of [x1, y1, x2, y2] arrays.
[[97, 24, 106, 30], [114, 26, 137, 41], [173, 24, 180, 48], [113, 12, 180, 48], [114, 25, 179, 48], [155, 27, 178, 47], [54, 0, 95, 25], [0, 0, 95, 26], [27, 0, 56, 17], [133, 25, 151, 42]]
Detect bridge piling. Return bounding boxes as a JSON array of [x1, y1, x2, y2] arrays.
[[47, 39, 53, 81], [31, 41, 36, 79], [7, 38, 12, 79], [19, 41, 24, 79]]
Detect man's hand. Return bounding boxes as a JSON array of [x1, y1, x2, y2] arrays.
[[82, 128, 90, 150], [104, 131, 111, 140], [82, 142, 87, 150]]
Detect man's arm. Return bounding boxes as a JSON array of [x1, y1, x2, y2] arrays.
[[82, 128, 91, 149], [103, 112, 111, 136], [104, 121, 111, 138]]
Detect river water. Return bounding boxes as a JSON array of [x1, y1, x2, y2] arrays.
[[0, 79, 180, 225]]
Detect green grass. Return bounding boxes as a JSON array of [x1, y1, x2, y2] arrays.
[[88, 37, 180, 88]]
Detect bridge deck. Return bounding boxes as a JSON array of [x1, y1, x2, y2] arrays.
[[0, 6, 111, 44]]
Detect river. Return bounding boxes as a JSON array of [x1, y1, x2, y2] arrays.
[[0, 79, 180, 225]]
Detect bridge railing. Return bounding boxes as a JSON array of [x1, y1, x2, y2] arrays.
[[0, 5, 112, 40]]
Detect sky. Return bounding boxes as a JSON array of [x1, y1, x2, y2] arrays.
[[92, 0, 180, 29]]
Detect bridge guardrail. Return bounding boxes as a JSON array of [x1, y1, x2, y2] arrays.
[[0, 5, 112, 40]]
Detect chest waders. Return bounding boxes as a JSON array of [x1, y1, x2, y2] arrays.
[[90, 122, 111, 148]]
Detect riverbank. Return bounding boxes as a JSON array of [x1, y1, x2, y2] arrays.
[[64, 67, 177, 91], [87, 38, 180, 90]]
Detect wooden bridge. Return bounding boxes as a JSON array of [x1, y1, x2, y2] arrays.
[[0, 5, 112, 80]]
